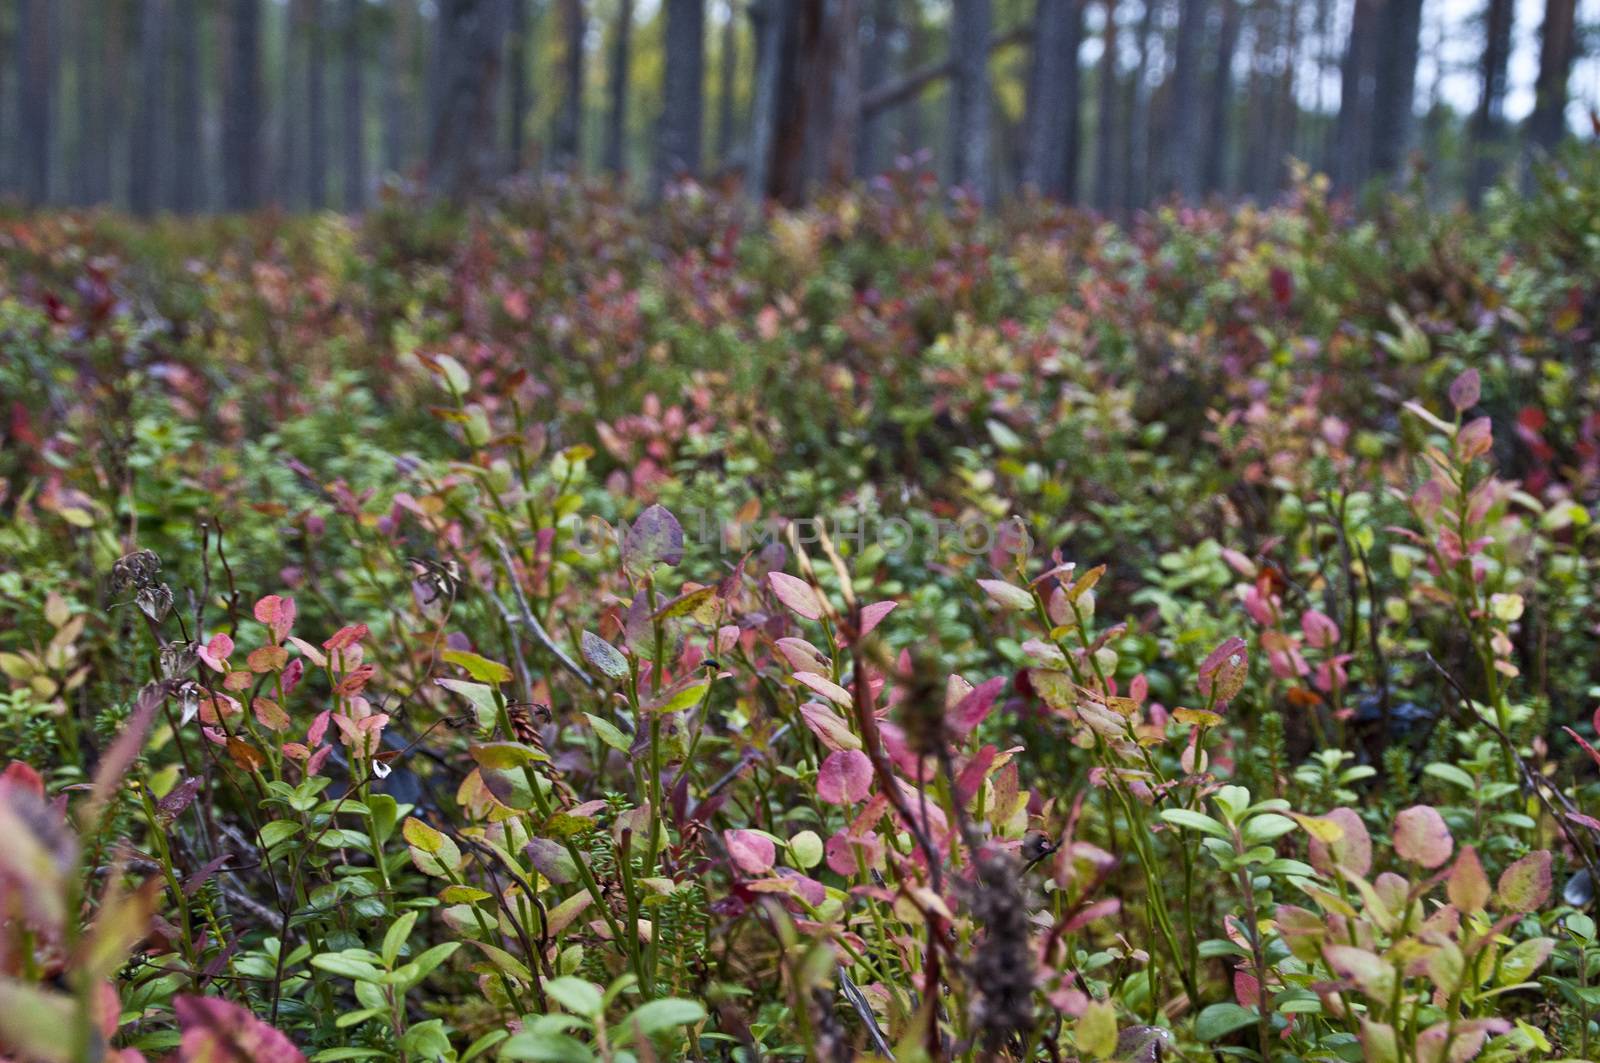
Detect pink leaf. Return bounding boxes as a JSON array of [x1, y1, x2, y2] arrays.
[[1308, 807, 1372, 877], [768, 571, 824, 620], [1393, 805, 1453, 868], [1449, 369, 1481, 413], [175, 994, 306, 1063], [855, 601, 897, 639], [725, 829, 776, 874], [949, 676, 1008, 739], [1496, 850, 1552, 912], [799, 702, 861, 752], [817, 749, 873, 805], [252, 595, 297, 643], [197, 633, 234, 673], [1300, 609, 1340, 650]]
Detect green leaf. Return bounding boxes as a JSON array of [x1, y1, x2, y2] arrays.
[[382, 911, 417, 967], [543, 976, 605, 1018], [580, 632, 630, 680], [259, 820, 301, 849], [311, 952, 386, 983], [1074, 998, 1117, 1059], [1424, 763, 1476, 790], [437, 678, 502, 730], [1242, 813, 1298, 845], [584, 713, 632, 753], [1159, 808, 1229, 838], [498, 1031, 595, 1062], [442, 649, 514, 685], [1194, 1002, 1259, 1042], [617, 998, 707, 1042]]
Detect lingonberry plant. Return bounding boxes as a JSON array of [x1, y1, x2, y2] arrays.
[[3, 167, 1600, 1061]]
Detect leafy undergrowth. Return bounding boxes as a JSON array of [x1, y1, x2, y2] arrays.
[[4, 158, 1600, 1062]]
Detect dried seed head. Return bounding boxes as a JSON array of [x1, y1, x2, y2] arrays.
[[897, 651, 949, 756], [136, 583, 175, 623], [808, 987, 851, 1063], [967, 847, 1037, 1050], [111, 549, 162, 591], [160, 640, 198, 680]]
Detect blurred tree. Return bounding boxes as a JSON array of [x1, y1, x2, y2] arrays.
[[223, 0, 263, 209], [428, 0, 508, 197], [657, 0, 706, 184], [17, 0, 55, 204], [553, 0, 585, 170], [307, 0, 329, 207], [342, 0, 366, 208], [1370, 0, 1423, 177], [948, 0, 992, 199], [1527, 0, 1577, 153], [507, 0, 531, 173], [173, 0, 203, 211], [130, 0, 167, 213], [605, 0, 633, 174], [1469, 0, 1513, 201], [1022, 0, 1083, 200]]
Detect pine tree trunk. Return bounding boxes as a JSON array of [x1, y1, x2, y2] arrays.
[[427, 0, 507, 197], [507, 0, 530, 173], [307, 0, 329, 207], [656, 0, 706, 185], [820, 0, 860, 186], [1527, 0, 1576, 153], [382, 0, 416, 177], [1333, 0, 1377, 189], [172, 0, 202, 211], [1368, 0, 1422, 178], [1023, 0, 1083, 200], [553, 0, 585, 170], [223, 0, 262, 209], [1468, 0, 1513, 201], [716, 1, 739, 166], [342, 0, 366, 208], [856, 0, 897, 177], [17, 0, 55, 204], [1092, 0, 1118, 212], [604, 0, 634, 173], [1119, 0, 1152, 213], [745, 0, 787, 204], [948, 0, 991, 200], [1201, 0, 1240, 194], [129, 0, 167, 214], [1162, 0, 1207, 198]]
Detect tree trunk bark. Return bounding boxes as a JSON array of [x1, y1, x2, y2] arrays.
[[1332, 0, 1377, 189], [948, 0, 992, 200], [507, 0, 530, 173], [223, 0, 263, 209], [1368, 0, 1422, 178], [307, 0, 329, 207], [1092, 0, 1118, 212], [17, 0, 56, 204], [341, 0, 366, 208], [553, 0, 585, 170], [604, 0, 632, 173], [1527, 0, 1576, 153], [382, 0, 416, 178], [1201, 0, 1240, 195], [1022, 0, 1083, 200], [1162, 0, 1207, 198], [656, 0, 706, 185], [745, 0, 787, 204], [172, 0, 202, 211], [129, 0, 166, 213], [856, 0, 897, 177], [1468, 0, 1513, 201], [716, 0, 740, 165], [820, 0, 861, 185], [427, 0, 508, 198]]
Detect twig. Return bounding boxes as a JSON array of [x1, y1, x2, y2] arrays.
[[492, 536, 595, 689]]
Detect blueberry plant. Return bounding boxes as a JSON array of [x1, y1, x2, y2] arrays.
[[2, 160, 1599, 1061]]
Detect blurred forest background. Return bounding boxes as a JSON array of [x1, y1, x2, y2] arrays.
[[1, 0, 1596, 212]]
